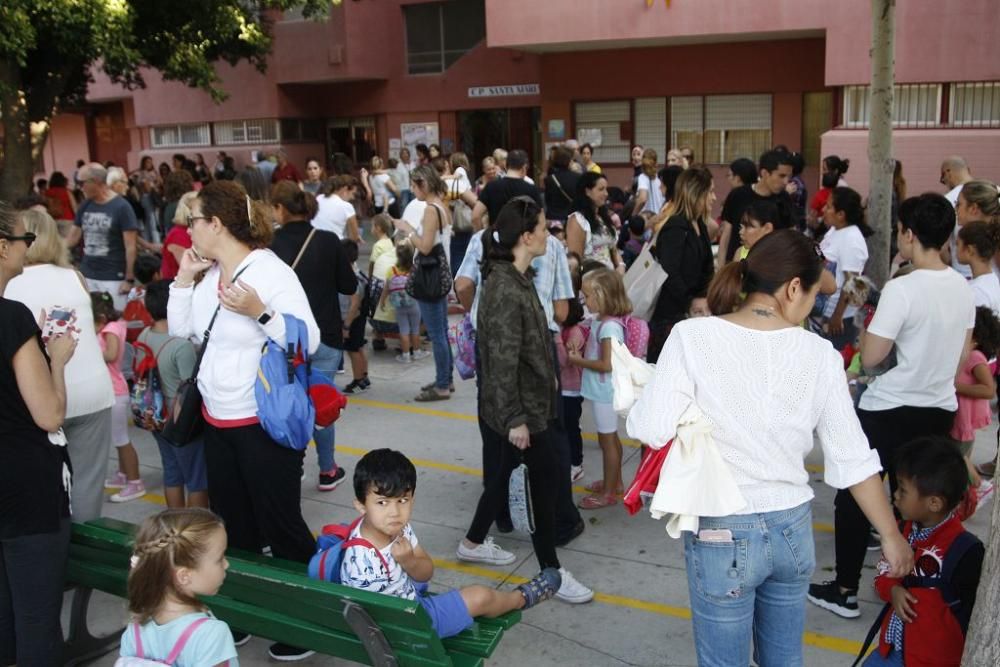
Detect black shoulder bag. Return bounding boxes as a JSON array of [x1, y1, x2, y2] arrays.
[[405, 205, 453, 301]]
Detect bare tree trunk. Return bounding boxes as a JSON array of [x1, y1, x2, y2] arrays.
[[962, 447, 1000, 665], [0, 59, 36, 202], [866, 0, 895, 289]]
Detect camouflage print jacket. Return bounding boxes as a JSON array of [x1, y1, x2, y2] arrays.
[[477, 261, 557, 435]]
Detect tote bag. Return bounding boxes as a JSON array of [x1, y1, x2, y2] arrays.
[[623, 242, 667, 322]]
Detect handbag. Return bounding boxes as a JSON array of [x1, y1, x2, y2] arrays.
[[450, 179, 474, 234], [624, 241, 668, 321], [508, 453, 535, 534], [161, 265, 250, 446], [405, 206, 452, 301]]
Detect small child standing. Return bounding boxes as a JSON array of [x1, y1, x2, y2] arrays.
[[558, 252, 587, 482], [379, 240, 427, 363], [93, 292, 145, 502], [367, 214, 397, 352], [865, 437, 984, 667], [568, 268, 630, 509], [950, 305, 1000, 508], [340, 239, 371, 394], [118, 508, 239, 666], [339, 449, 561, 638], [737, 199, 784, 258]]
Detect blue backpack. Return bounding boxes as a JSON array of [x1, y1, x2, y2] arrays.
[[307, 516, 390, 584], [254, 315, 334, 451]]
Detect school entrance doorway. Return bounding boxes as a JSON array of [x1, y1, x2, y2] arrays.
[[458, 108, 540, 177]]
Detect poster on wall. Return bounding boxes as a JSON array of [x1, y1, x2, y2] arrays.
[[388, 138, 402, 159], [548, 119, 566, 140], [577, 128, 603, 147], [400, 123, 439, 159]]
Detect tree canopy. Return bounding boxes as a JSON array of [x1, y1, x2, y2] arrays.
[[0, 0, 337, 198]]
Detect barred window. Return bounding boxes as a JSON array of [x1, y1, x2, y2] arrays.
[[150, 123, 210, 148], [949, 82, 1000, 128], [842, 84, 941, 128], [213, 119, 280, 145], [634, 97, 667, 163], [574, 100, 630, 163]]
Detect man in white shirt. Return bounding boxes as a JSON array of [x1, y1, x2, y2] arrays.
[[809, 193, 975, 619], [940, 155, 974, 278]]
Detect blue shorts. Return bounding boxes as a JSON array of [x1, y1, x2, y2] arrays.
[[153, 431, 208, 492], [414, 583, 473, 638]]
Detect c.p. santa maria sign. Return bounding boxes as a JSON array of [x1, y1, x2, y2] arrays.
[[468, 84, 540, 98]]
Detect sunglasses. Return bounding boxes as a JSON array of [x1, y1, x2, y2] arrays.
[[1, 232, 36, 248]]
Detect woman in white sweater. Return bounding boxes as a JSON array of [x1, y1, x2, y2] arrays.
[[626, 230, 912, 667]]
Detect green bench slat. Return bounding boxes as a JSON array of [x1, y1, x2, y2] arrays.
[[71, 519, 517, 663]]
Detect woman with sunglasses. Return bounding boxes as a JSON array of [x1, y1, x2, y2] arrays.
[[0, 201, 78, 666], [6, 209, 114, 523], [627, 230, 913, 666]]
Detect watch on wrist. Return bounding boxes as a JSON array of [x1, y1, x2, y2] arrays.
[[256, 310, 273, 325]]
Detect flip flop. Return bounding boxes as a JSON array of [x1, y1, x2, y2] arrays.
[[421, 381, 455, 393], [414, 387, 450, 402], [578, 494, 617, 510], [584, 480, 624, 494]]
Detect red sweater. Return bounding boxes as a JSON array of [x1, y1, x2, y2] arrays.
[[873, 514, 983, 666]]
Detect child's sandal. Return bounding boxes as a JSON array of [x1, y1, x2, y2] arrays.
[[517, 567, 561, 609], [578, 494, 617, 510]]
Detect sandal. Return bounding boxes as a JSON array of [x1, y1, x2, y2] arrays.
[[421, 381, 455, 393], [584, 480, 624, 494], [414, 387, 450, 402], [578, 494, 617, 510], [517, 567, 561, 609]]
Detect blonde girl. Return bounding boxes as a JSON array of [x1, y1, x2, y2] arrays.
[[118, 509, 238, 666], [568, 268, 631, 509]]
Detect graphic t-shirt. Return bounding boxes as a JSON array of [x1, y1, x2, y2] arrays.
[[74, 196, 140, 281], [340, 520, 419, 600]]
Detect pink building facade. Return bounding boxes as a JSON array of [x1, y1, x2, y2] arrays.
[[43, 0, 999, 202]]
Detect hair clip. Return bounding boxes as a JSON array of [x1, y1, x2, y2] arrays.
[[492, 230, 500, 243], [245, 195, 253, 223], [129, 554, 139, 569]]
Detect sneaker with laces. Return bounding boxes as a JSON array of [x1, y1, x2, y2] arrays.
[[456, 537, 516, 565], [110, 480, 146, 503], [570, 465, 585, 483], [411, 349, 430, 361], [395, 353, 412, 364], [268, 642, 315, 662], [318, 467, 346, 492], [343, 379, 365, 394], [807, 580, 860, 618], [976, 480, 994, 511], [555, 568, 594, 604], [105, 471, 127, 489], [517, 568, 561, 609]]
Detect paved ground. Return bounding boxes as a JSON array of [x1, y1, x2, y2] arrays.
[[76, 327, 997, 667]]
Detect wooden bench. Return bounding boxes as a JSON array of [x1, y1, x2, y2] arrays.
[[64, 518, 520, 667]]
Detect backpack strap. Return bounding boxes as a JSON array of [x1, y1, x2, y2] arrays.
[[339, 517, 392, 580], [550, 173, 573, 204], [164, 616, 210, 665], [901, 530, 982, 634], [852, 603, 892, 667], [132, 622, 145, 659]]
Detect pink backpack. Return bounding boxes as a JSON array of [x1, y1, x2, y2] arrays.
[[599, 315, 649, 359], [114, 616, 210, 666]]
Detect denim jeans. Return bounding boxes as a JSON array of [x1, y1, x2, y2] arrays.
[[863, 649, 904, 666], [310, 342, 343, 473], [684, 502, 815, 667], [417, 297, 453, 390]]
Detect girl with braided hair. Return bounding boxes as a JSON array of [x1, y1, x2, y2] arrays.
[[118, 508, 239, 666]]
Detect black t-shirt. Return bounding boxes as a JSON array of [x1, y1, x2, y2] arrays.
[[543, 169, 580, 221], [478, 177, 544, 225], [721, 185, 793, 262], [0, 298, 71, 539], [271, 222, 358, 349]]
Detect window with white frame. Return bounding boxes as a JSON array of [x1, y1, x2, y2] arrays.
[[950, 82, 1000, 128], [213, 119, 280, 145], [672, 95, 771, 164], [574, 100, 630, 163], [842, 84, 941, 128], [150, 123, 210, 148], [634, 97, 667, 164]]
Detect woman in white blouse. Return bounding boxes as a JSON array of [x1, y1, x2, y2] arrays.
[[627, 230, 912, 666]]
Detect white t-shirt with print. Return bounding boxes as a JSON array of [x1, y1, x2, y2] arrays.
[[970, 273, 1000, 319], [340, 521, 419, 601], [819, 224, 869, 320], [860, 268, 975, 412], [312, 194, 356, 238]]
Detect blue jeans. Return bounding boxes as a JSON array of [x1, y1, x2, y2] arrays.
[[863, 649, 904, 666], [417, 297, 452, 390], [311, 342, 343, 473], [684, 502, 816, 667]]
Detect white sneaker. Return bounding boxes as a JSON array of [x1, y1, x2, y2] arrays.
[[395, 353, 412, 364], [556, 568, 594, 604], [570, 465, 585, 483], [411, 349, 430, 361], [976, 480, 994, 512], [456, 537, 516, 565]]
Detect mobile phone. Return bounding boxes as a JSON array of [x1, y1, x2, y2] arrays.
[[42, 306, 78, 343]]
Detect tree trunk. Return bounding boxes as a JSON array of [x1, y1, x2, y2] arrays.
[[866, 0, 895, 289], [962, 448, 1000, 665], [0, 59, 35, 202]]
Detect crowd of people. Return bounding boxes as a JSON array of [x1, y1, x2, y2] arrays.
[[1, 139, 997, 666]]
